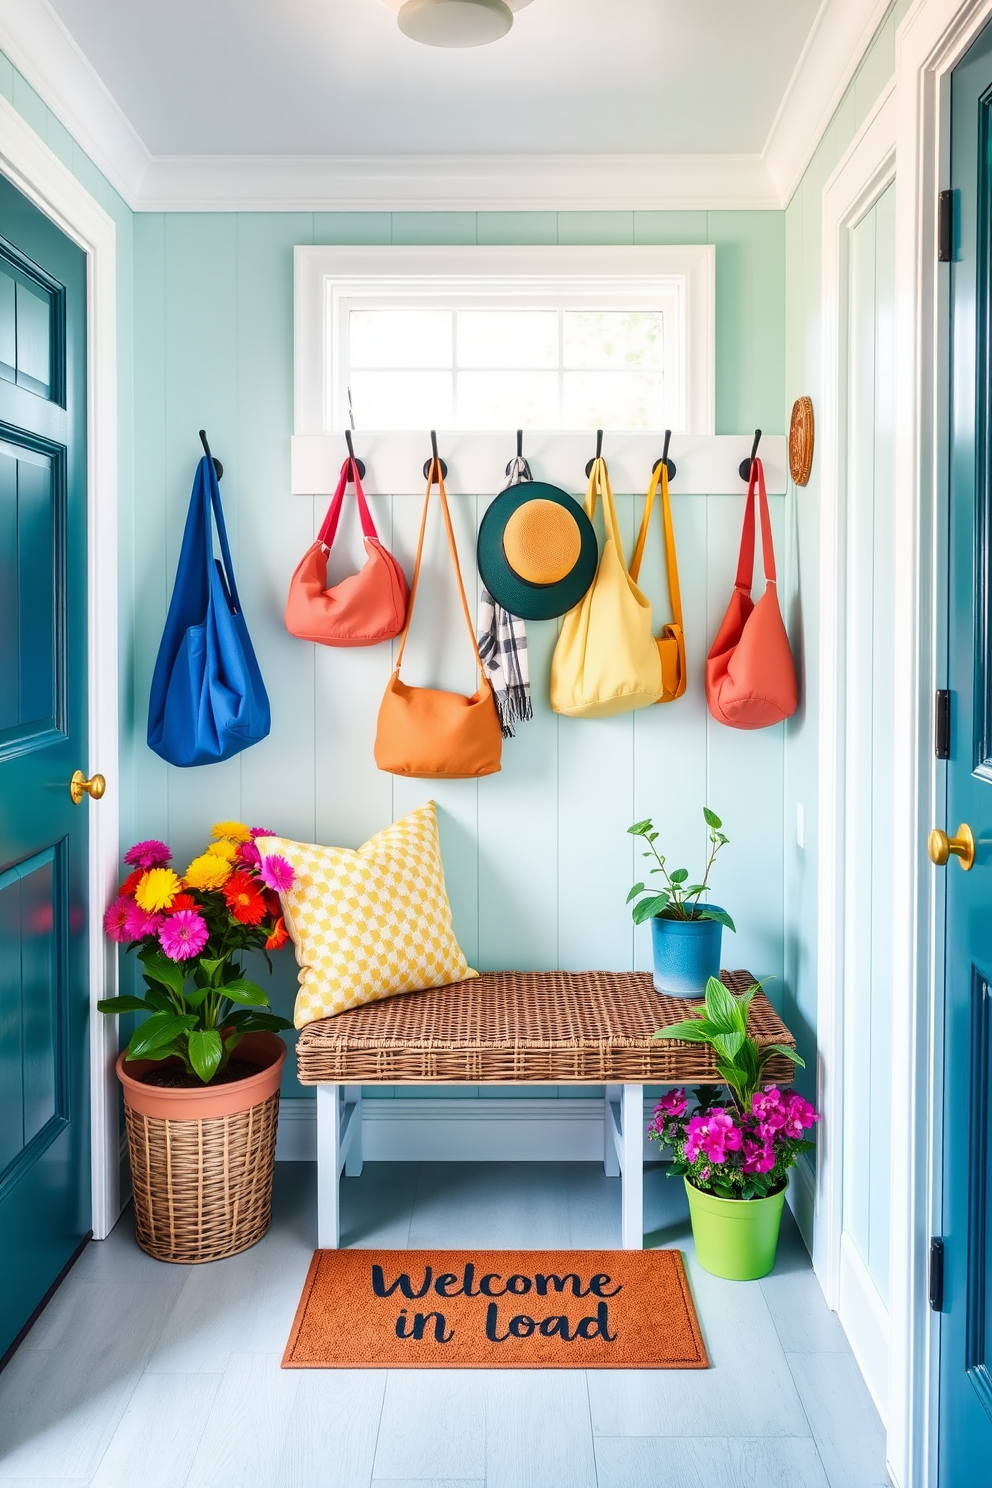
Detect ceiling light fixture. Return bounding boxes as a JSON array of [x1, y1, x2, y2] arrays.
[[382, 0, 532, 49]]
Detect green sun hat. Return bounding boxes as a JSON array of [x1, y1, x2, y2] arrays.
[[477, 481, 598, 621]]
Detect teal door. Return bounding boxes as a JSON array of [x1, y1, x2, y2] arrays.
[[941, 22, 992, 1483], [0, 173, 90, 1362]]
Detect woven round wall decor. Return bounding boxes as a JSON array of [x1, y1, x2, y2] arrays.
[[789, 396, 814, 485]]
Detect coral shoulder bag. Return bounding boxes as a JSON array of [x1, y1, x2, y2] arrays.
[[374, 463, 502, 779], [285, 457, 408, 646], [705, 456, 797, 729]]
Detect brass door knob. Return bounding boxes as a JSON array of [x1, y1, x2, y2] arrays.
[[927, 822, 975, 871], [69, 770, 106, 805]]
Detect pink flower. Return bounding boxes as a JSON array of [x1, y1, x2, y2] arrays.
[[236, 840, 261, 868], [103, 895, 131, 943], [259, 854, 295, 893], [123, 902, 164, 940], [657, 1088, 688, 1118], [158, 909, 209, 962], [124, 839, 172, 869], [249, 826, 276, 839], [742, 1139, 777, 1174], [685, 1109, 741, 1166], [782, 1093, 819, 1136]]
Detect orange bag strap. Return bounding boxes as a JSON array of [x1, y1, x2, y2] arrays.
[[584, 456, 629, 570], [735, 456, 776, 593], [629, 460, 683, 631], [394, 460, 486, 681]]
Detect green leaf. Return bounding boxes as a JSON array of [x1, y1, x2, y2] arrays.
[[626, 883, 645, 904], [628, 820, 652, 836], [125, 1039, 184, 1066], [127, 1013, 197, 1061], [97, 995, 153, 1015], [198, 956, 229, 982], [711, 1030, 745, 1061], [224, 1011, 291, 1033], [681, 884, 708, 897], [223, 1030, 244, 1059], [703, 977, 742, 1033], [702, 807, 722, 829], [138, 949, 186, 997], [187, 1028, 223, 1083], [697, 908, 736, 932], [764, 1042, 805, 1069], [182, 982, 211, 1009], [654, 1020, 712, 1043], [219, 978, 269, 1007], [632, 894, 671, 924], [141, 983, 175, 1013]]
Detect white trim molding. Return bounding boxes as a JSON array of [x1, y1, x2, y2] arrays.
[[839, 1231, 891, 1424], [0, 1, 898, 212], [889, 3, 992, 1487], [815, 74, 896, 1339], [0, 88, 120, 1241]]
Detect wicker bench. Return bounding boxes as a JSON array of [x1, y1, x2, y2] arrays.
[[295, 969, 796, 1250]]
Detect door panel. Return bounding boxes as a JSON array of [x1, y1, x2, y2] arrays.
[[941, 19, 992, 1481], [0, 171, 89, 1362]]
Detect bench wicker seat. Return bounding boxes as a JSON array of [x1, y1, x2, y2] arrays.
[[302, 969, 797, 1251]]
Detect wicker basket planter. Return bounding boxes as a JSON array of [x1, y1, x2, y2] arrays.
[[117, 1031, 287, 1264]]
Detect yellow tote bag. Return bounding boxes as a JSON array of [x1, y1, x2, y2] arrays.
[[629, 460, 687, 704], [550, 457, 663, 718]]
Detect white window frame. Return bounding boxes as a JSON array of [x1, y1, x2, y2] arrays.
[[294, 245, 716, 439]]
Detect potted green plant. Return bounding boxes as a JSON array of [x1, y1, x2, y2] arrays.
[[649, 976, 816, 1279], [98, 820, 294, 1263], [627, 808, 735, 996]]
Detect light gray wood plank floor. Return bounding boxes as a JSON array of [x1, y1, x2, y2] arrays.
[[0, 1161, 890, 1488]]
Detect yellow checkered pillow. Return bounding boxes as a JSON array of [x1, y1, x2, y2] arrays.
[[256, 802, 476, 1028]]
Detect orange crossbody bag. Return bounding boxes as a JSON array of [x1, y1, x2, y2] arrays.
[[374, 462, 502, 779]]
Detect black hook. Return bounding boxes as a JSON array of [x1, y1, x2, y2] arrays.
[[344, 429, 366, 481], [653, 429, 676, 483], [423, 429, 448, 483], [585, 428, 605, 478], [738, 429, 762, 481], [198, 428, 223, 481], [505, 429, 532, 478]]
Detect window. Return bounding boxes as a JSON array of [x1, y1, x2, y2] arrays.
[[295, 246, 715, 438]]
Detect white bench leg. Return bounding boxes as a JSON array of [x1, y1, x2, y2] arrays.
[[620, 1083, 644, 1250], [604, 1084, 621, 1177], [317, 1084, 341, 1249], [344, 1085, 364, 1176]]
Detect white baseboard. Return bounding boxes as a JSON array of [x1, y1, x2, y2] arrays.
[[275, 1095, 664, 1164], [838, 1230, 890, 1425], [787, 1151, 815, 1255]]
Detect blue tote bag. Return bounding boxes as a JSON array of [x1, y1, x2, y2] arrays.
[[148, 455, 270, 767]]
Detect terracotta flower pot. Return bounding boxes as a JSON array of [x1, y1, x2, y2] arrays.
[[116, 1031, 287, 1264]]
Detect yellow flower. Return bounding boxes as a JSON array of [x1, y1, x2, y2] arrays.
[[211, 820, 251, 843], [184, 853, 232, 890], [207, 839, 238, 862], [134, 867, 182, 913]]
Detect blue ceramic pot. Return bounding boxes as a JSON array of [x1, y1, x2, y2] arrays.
[[649, 910, 726, 998]]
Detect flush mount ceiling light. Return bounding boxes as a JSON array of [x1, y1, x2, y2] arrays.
[[380, 0, 532, 49]]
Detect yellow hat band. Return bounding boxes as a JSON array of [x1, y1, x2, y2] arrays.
[[502, 499, 581, 586]]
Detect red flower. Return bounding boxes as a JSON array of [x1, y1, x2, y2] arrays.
[[119, 869, 144, 897], [163, 892, 198, 917], [265, 918, 289, 951], [264, 889, 282, 918], [223, 870, 267, 926]]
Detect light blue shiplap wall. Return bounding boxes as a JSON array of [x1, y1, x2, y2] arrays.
[[783, 0, 908, 1287], [130, 210, 787, 1098]]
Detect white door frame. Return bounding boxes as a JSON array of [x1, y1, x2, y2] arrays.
[[0, 96, 120, 1240], [889, 1, 992, 1486], [816, 80, 897, 1422]]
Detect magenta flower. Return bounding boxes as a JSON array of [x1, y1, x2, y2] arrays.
[[742, 1138, 777, 1174], [782, 1093, 819, 1136], [123, 902, 164, 940], [259, 854, 295, 893], [657, 1088, 688, 1119], [685, 1110, 741, 1166], [103, 895, 132, 943], [249, 826, 276, 840], [159, 909, 209, 962], [237, 839, 261, 868], [124, 839, 172, 869]]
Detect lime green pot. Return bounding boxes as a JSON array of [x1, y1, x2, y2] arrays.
[[684, 1177, 786, 1280]]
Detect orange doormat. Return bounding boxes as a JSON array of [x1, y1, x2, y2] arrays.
[[282, 1249, 708, 1369]]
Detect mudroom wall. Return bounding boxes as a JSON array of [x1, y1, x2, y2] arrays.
[[128, 209, 790, 1098]]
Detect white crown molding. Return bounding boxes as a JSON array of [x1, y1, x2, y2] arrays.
[[137, 150, 778, 213], [0, 0, 892, 213], [762, 0, 893, 206], [0, 0, 149, 206]]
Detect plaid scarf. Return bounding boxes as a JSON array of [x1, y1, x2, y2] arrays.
[[477, 456, 534, 738]]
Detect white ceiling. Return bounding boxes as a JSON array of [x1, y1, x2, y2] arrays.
[[0, 0, 890, 209], [46, 0, 819, 157]]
